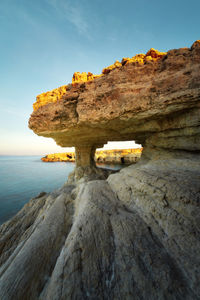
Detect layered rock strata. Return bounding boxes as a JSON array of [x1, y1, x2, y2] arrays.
[[32, 48, 166, 111], [29, 41, 200, 177], [0, 41, 199, 299]]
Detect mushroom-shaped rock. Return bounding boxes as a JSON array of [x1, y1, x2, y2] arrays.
[[1, 41, 200, 300], [29, 41, 200, 180]]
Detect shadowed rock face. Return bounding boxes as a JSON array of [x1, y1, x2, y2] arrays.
[[0, 41, 199, 299]]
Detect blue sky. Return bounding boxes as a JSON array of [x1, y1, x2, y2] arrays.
[[0, 0, 199, 155]]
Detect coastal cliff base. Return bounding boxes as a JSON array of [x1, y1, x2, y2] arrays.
[[0, 152, 199, 300]]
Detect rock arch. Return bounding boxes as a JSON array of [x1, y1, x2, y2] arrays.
[[29, 40, 200, 181]]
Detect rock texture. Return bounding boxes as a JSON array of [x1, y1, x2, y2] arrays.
[[72, 72, 102, 84], [33, 85, 68, 111], [0, 41, 200, 299], [29, 41, 200, 174]]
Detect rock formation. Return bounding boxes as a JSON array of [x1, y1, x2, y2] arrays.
[[95, 148, 142, 164], [0, 41, 200, 299], [41, 148, 142, 164], [29, 41, 200, 176], [42, 152, 76, 162]]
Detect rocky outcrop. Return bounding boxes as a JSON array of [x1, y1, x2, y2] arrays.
[[42, 148, 142, 164], [31, 48, 166, 112], [0, 41, 199, 299], [33, 85, 68, 111], [42, 152, 76, 162], [72, 72, 102, 84], [96, 148, 142, 164], [29, 41, 200, 176]]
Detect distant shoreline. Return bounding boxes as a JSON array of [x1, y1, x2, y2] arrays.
[[41, 148, 143, 164]]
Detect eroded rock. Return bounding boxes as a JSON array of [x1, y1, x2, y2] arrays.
[[0, 41, 199, 299], [29, 40, 200, 178], [0, 169, 199, 299]]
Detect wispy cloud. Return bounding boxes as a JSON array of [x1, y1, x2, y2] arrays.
[[45, 0, 91, 39], [1, 0, 91, 40]]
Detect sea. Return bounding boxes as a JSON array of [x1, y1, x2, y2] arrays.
[[0, 156, 123, 225]]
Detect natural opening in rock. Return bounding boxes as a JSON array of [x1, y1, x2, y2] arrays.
[[95, 141, 143, 167], [70, 142, 142, 182]]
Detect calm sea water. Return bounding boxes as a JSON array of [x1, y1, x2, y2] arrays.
[[0, 156, 123, 225], [0, 156, 75, 225]]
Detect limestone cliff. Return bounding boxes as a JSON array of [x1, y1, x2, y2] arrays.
[[32, 48, 166, 111], [42, 148, 142, 164], [95, 148, 142, 164], [29, 40, 200, 179], [0, 41, 200, 299], [42, 152, 76, 162]]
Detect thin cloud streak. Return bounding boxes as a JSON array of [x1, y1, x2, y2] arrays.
[[45, 0, 91, 39]]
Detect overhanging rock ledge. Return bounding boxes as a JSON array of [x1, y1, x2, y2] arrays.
[[29, 40, 200, 179]]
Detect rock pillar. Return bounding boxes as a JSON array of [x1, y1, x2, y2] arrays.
[[75, 145, 96, 168], [67, 143, 112, 182]]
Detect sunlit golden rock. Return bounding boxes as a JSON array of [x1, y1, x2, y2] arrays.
[[145, 48, 166, 58], [41, 148, 143, 164], [33, 85, 68, 111], [30, 40, 200, 155], [102, 60, 122, 74], [72, 72, 88, 83], [72, 72, 102, 84], [95, 148, 142, 164], [121, 54, 145, 65], [32, 47, 167, 111], [144, 55, 154, 63], [41, 152, 75, 162], [121, 50, 166, 66]]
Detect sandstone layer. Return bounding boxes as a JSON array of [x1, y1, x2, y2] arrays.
[[42, 148, 142, 164], [0, 41, 199, 299]]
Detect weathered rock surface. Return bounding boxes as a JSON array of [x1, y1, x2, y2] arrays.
[[29, 41, 199, 151], [0, 155, 200, 299], [29, 41, 200, 179], [0, 41, 199, 299]]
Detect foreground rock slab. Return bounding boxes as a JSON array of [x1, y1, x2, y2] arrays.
[[0, 156, 200, 299]]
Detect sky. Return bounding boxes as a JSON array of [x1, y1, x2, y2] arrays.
[[0, 0, 199, 155]]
